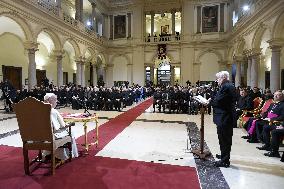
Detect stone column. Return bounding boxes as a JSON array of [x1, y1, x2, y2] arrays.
[[102, 13, 107, 37], [250, 51, 260, 88], [56, 0, 62, 9], [150, 65, 154, 82], [53, 50, 64, 87], [171, 9, 176, 35], [92, 64, 97, 86], [106, 64, 114, 87], [269, 41, 282, 92], [235, 60, 242, 87], [150, 11, 155, 36], [76, 60, 82, 86], [24, 42, 38, 90], [81, 61, 86, 87], [57, 56, 63, 87], [171, 66, 175, 85], [127, 64, 133, 84], [91, 2, 96, 31], [247, 57, 252, 87], [75, 0, 83, 22]]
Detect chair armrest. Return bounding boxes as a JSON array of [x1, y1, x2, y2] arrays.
[[54, 122, 75, 135], [269, 120, 282, 126]]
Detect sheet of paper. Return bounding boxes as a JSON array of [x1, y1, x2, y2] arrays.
[[193, 95, 209, 105]]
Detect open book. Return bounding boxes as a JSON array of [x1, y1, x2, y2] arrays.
[[193, 95, 209, 105]]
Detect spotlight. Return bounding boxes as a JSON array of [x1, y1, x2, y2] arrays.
[[87, 21, 91, 26], [243, 5, 250, 11]]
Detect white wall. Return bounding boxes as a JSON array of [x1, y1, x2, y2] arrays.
[[199, 53, 220, 81], [113, 56, 128, 81], [0, 33, 28, 86]]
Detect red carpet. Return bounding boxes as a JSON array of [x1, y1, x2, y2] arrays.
[[76, 98, 154, 153], [0, 98, 200, 189]]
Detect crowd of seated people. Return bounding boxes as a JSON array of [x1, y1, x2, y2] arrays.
[[152, 83, 216, 114], [0, 79, 154, 113], [238, 88, 284, 162], [1, 78, 283, 162]]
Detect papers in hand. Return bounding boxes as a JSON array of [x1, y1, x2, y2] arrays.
[[193, 95, 209, 105], [263, 118, 271, 121]]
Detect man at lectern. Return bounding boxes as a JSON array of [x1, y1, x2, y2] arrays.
[[209, 71, 237, 168]]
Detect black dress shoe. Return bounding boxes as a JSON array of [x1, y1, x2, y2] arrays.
[[256, 145, 270, 151], [215, 154, 221, 159], [264, 151, 280, 158], [214, 160, 230, 168], [247, 138, 259, 143], [241, 135, 250, 139]]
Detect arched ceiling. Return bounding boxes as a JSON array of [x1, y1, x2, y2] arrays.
[[37, 32, 55, 54], [0, 17, 25, 40]]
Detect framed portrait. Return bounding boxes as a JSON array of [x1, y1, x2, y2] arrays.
[[161, 25, 169, 35], [114, 15, 126, 39], [202, 5, 218, 33]]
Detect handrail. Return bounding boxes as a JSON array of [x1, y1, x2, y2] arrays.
[[144, 34, 182, 43], [19, 0, 105, 45]]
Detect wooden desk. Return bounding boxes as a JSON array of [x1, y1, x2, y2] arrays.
[[61, 113, 99, 154]]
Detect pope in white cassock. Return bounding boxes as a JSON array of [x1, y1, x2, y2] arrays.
[[43, 93, 79, 160]]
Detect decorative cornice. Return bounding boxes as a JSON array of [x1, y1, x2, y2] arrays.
[[23, 41, 39, 50], [267, 38, 284, 50]]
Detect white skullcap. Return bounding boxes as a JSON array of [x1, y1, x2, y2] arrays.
[[44, 93, 56, 101]]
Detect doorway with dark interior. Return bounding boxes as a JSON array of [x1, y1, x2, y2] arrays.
[[2, 65, 22, 90]]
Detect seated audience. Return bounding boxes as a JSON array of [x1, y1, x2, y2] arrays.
[[243, 90, 284, 143], [236, 88, 254, 119]]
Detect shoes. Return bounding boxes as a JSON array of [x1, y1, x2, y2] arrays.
[[241, 135, 250, 139], [256, 145, 270, 151], [215, 154, 221, 159], [214, 160, 230, 168], [247, 139, 259, 143], [264, 151, 280, 158]]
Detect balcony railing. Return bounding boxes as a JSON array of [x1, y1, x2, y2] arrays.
[[63, 13, 78, 27], [21, 0, 104, 45], [35, 0, 59, 16], [144, 34, 181, 43]]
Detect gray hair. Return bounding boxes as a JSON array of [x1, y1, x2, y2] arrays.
[[216, 71, 230, 80], [44, 93, 57, 102]]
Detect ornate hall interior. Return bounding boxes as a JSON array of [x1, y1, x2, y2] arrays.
[[0, 0, 284, 188]]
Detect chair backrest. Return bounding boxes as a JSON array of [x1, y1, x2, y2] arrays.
[[261, 99, 274, 114], [13, 97, 53, 142], [253, 97, 263, 110]]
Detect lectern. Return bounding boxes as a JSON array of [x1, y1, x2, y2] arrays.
[[191, 105, 211, 160]]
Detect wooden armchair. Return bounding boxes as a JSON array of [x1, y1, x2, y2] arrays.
[[13, 97, 72, 175]]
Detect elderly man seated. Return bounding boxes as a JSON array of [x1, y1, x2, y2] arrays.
[[257, 122, 284, 160], [236, 88, 254, 119], [243, 90, 284, 143], [43, 93, 79, 161]]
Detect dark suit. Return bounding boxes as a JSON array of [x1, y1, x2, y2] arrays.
[[211, 80, 237, 163]]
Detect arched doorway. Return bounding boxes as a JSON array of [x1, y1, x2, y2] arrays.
[[154, 56, 172, 86]]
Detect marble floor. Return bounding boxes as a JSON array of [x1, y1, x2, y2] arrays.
[[0, 100, 283, 189]]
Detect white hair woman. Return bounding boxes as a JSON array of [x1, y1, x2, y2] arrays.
[[43, 93, 79, 161]]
